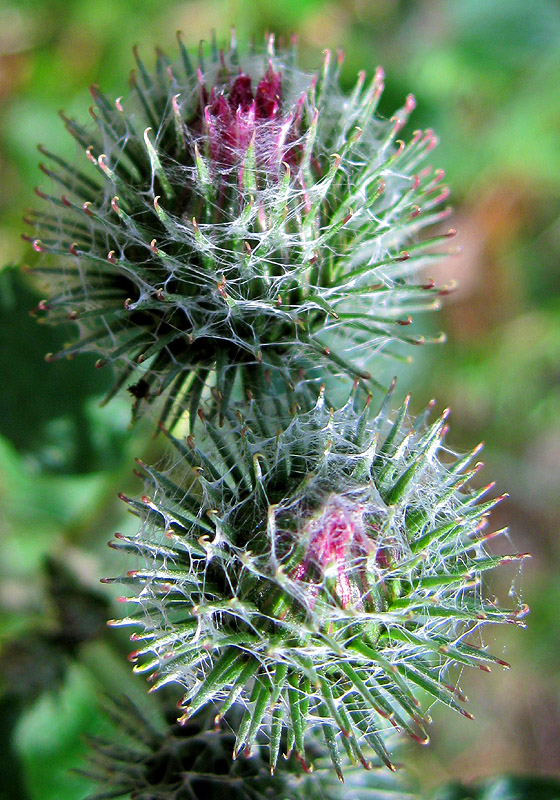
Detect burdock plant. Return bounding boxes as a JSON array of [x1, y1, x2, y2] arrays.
[[26, 29, 527, 800]]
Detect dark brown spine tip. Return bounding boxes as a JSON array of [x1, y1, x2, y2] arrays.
[[409, 730, 430, 746]]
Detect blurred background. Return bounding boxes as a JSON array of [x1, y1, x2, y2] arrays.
[[0, 0, 559, 797]]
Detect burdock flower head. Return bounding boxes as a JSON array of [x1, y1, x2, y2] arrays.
[[82, 696, 416, 800], [107, 386, 528, 775], [28, 31, 453, 428]]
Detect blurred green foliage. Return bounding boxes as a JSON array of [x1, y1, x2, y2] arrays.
[[432, 775, 560, 800], [1, 0, 559, 797]]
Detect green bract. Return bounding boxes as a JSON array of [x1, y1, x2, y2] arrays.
[[29, 32, 452, 429], [107, 386, 527, 775]]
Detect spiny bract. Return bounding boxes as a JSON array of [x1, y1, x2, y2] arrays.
[[81, 696, 415, 800], [28, 31, 453, 429], [107, 385, 528, 775]]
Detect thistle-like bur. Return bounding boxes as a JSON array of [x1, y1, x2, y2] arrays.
[[81, 696, 415, 799], [107, 386, 528, 776], [28, 31, 453, 428], [82, 698, 302, 800]]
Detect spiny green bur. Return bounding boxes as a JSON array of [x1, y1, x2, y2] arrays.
[[107, 385, 528, 775], [28, 32, 454, 429], [81, 696, 416, 799]]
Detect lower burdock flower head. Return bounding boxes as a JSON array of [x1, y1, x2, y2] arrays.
[[27, 30, 453, 428], [82, 696, 416, 800], [107, 385, 528, 775]]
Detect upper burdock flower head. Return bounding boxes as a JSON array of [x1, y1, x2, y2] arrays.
[[28, 30, 454, 428]]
